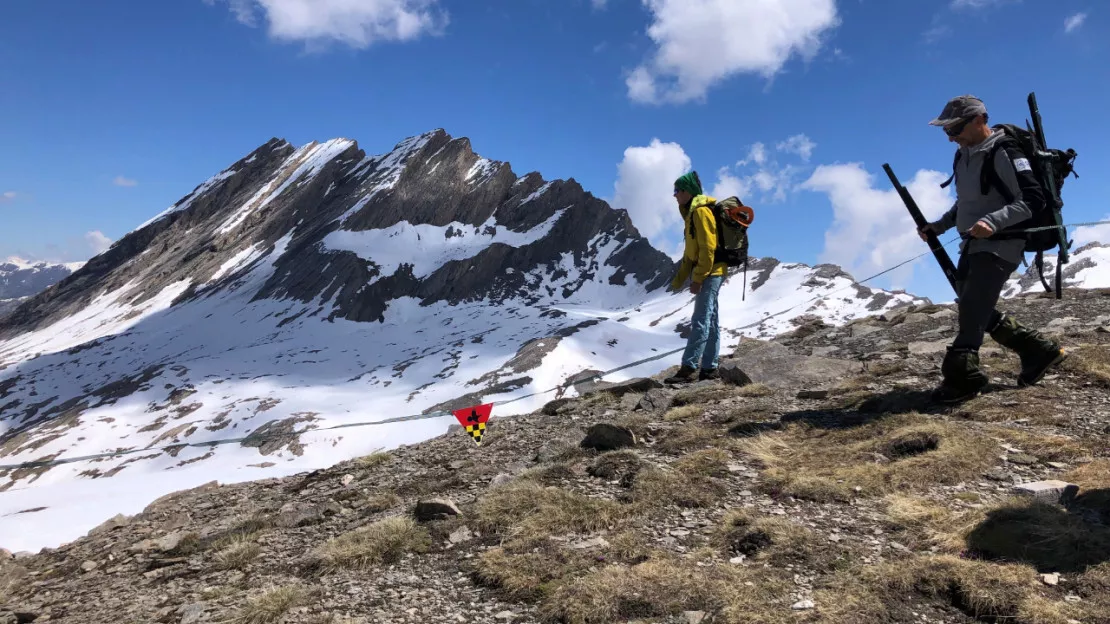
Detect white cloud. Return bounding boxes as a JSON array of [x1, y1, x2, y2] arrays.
[[204, 0, 447, 49], [610, 133, 817, 259], [627, 0, 840, 104], [776, 134, 816, 161], [84, 231, 114, 255], [1073, 215, 1110, 248], [1065, 12, 1087, 33], [0, 191, 16, 203], [591, 0, 608, 9], [801, 163, 955, 289], [113, 176, 138, 187], [611, 139, 692, 257], [738, 143, 767, 167], [950, 0, 1013, 9]]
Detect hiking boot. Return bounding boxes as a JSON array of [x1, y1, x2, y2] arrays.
[[932, 347, 989, 404], [698, 368, 720, 381], [988, 314, 1068, 386], [664, 366, 698, 384]]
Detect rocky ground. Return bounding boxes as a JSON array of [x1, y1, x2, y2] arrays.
[[2, 288, 1108, 624]]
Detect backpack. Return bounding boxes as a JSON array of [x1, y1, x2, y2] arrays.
[[709, 196, 753, 267], [939, 95, 1078, 297]]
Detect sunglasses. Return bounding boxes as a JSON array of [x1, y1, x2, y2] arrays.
[[944, 116, 975, 137]]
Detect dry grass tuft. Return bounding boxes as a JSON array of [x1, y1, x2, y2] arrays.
[[214, 534, 262, 570], [474, 537, 607, 602], [1066, 459, 1110, 489], [956, 389, 1074, 426], [627, 466, 726, 510], [362, 490, 403, 513], [673, 448, 732, 479], [231, 585, 309, 624], [734, 383, 774, 397], [738, 415, 997, 502], [671, 384, 737, 406], [356, 451, 391, 468], [476, 481, 627, 536], [662, 405, 702, 422], [816, 555, 1070, 624], [654, 423, 720, 455], [995, 429, 1094, 463], [1062, 344, 1110, 387], [712, 509, 843, 571], [585, 450, 643, 483], [538, 558, 791, 624], [312, 516, 431, 572]]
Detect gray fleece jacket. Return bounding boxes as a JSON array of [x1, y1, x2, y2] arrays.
[[931, 128, 1046, 267]]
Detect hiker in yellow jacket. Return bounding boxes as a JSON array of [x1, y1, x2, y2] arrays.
[[665, 171, 728, 384]]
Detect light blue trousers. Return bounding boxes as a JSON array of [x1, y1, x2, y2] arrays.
[[681, 275, 723, 370]]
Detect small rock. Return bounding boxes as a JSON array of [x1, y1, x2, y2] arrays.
[[908, 339, 949, 355], [1064, 594, 1081, 603], [636, 389, 672, 412], [414, 498, 461, 522], [1041, 573, 1060, 586], [1047, 462, 1069, 470], [81, 560, 98, 572], [580, 423, 637, 451], [448, 526, 473, 544], [930, 309, 957, 320], [87, 513, 132, 537], [718, 360, 753, 386], [620, 393, 643, 411], [0, 548, 11, 560], [901, 313, 931, 324], [341, 474, 355, 487], [1007, 453, 1038, 466], [984, 468, 1010, 482], [810, 346, 840, 357], [569, 537, 610, 550], [684, 611, 708, 624], [792, 599, 815, 610], [489, 473, 514, 488], [796, 389, 829, 400], [729, 555, 746, 564], [494, 611, 517, 621], [156, 531, 186, 553], [179, 603, 209, 624], [1013, 480, 1079, 505]]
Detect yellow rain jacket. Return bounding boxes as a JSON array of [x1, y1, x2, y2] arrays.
[[670, 194, 728, 290]]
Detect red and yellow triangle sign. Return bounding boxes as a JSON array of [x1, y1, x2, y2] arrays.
[[453, 403, 493, 445]]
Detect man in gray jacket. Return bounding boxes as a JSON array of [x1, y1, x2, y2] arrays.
[[918, 95, 1066, 403]]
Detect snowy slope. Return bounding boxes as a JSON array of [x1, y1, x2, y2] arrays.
[[0, 130, 922, 552], [1002, 242, 1110, 298]]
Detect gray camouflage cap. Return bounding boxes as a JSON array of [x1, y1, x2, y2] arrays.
[[928, 95, 987, 126]]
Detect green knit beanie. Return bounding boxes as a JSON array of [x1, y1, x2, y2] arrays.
[[673, 171, 703, 196]]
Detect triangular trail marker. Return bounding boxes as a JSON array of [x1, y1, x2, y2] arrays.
[[453, 403, 493, 445]]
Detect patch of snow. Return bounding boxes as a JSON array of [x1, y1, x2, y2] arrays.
[[322, 209, 568, 280], [217, 139, 355, 235], [466, 157, 500, 183]]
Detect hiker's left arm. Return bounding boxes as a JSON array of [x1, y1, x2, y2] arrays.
[[692, 206, 717, 283], [981, 146, 1043, 233]]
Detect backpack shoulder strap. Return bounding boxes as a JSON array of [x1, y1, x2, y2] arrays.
[[980, 139, 1016, 204], [940, 149, 961, 189]]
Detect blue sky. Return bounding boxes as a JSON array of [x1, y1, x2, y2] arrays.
[[1, 0, 1106, 303]]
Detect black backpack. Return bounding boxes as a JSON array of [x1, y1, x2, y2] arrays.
[[940, 95, 1078, 297]]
